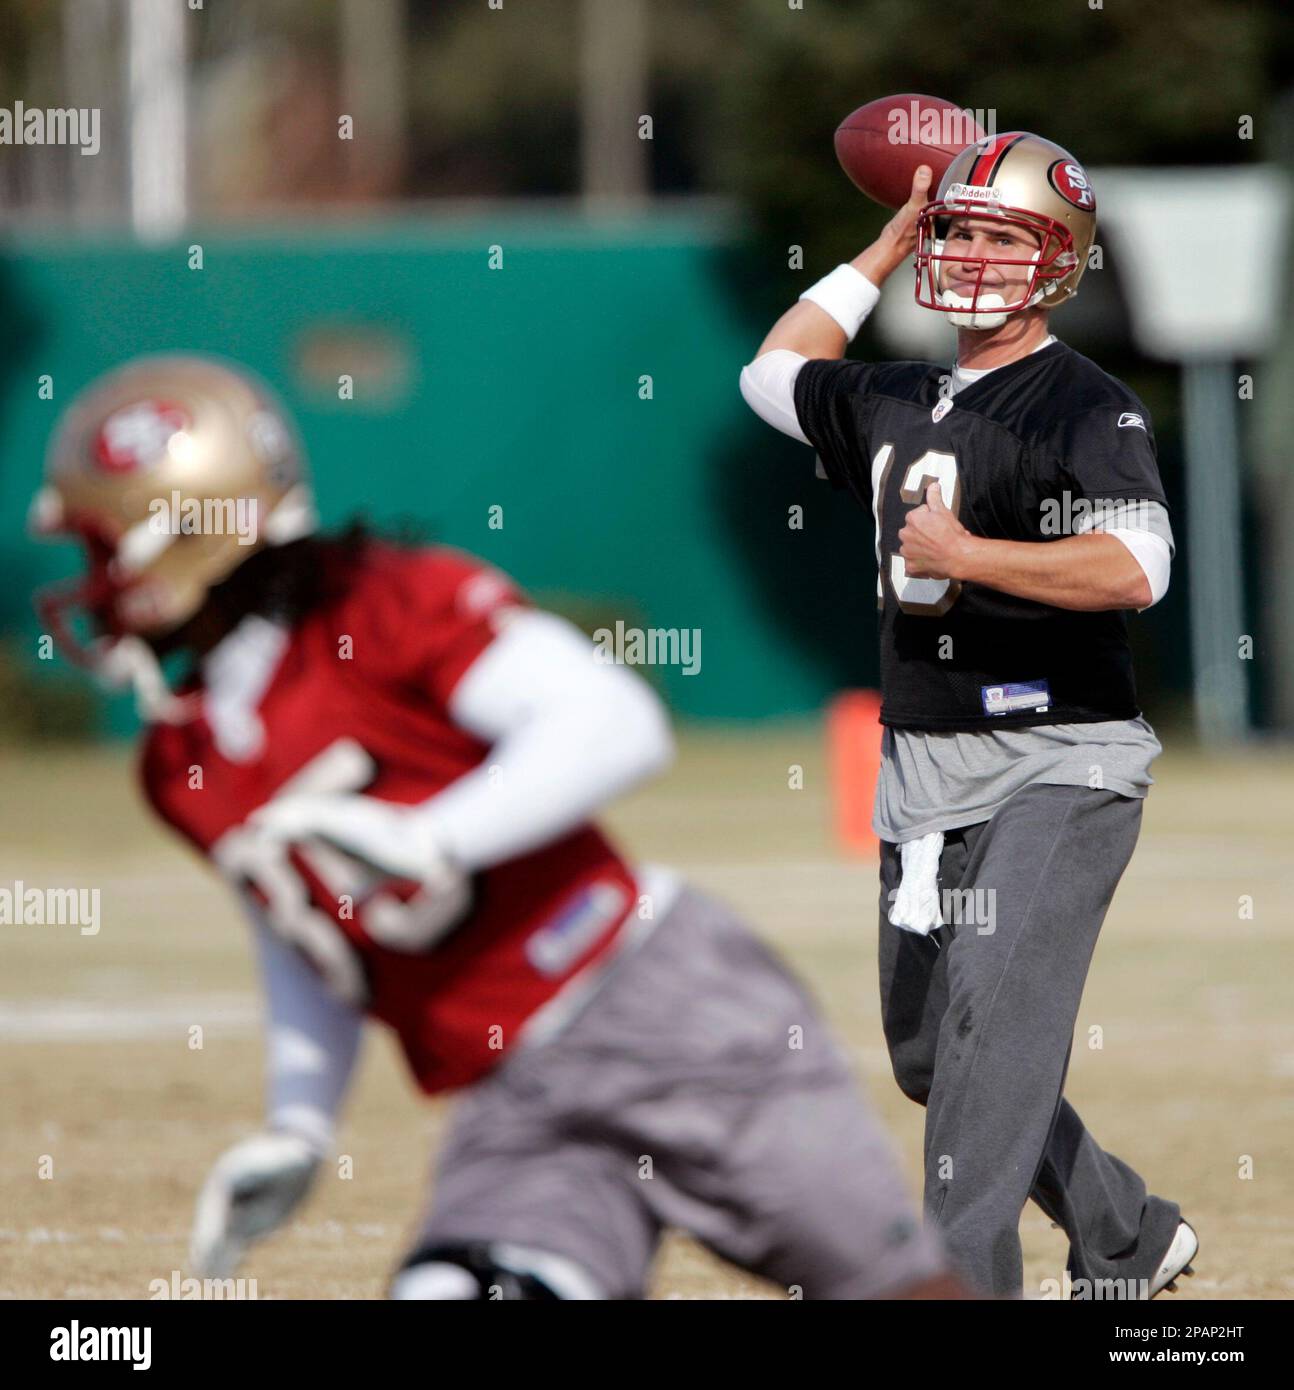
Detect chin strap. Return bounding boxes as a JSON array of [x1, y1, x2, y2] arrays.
[[95, 635, 198, 725]]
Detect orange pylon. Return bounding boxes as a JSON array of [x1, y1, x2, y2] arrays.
[[827, 689, 883, 857]]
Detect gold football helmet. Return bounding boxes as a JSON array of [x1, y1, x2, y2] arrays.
[[914, 132, 1097, 328], [30, 354, 316, 719]]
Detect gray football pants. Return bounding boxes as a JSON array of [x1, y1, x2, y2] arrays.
[[417, 886, 948, 1299], [878, 783, 1181, 1297]]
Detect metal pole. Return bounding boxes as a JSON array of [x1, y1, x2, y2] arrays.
[[128, 0, 187, 240], [1182, 360, 1249, 745], [579, 0, 649, 209], [63, 0, 118, 225], [340, 0, 407, 193], [1253, 91, 1294, 730]]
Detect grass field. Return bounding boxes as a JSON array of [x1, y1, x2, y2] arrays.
[[2, 730, 1292, 1300]]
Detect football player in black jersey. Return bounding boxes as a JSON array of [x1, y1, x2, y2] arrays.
[[740, 133, 1197, 1299]]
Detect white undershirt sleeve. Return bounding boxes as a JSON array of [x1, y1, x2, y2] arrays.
[[1079, 498, 1174, 610], [417, 610, 676, 872], [739, 265, 882, 445], [1106, 529, 1172, 609], [250, 911, 363, 1154], [739, 349, 810, 444]]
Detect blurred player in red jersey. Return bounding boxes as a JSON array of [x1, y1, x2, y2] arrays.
[[30, 354, 968, 1300]]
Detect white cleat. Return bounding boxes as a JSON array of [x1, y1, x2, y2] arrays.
[[1148, 1220, 1198, 1297]]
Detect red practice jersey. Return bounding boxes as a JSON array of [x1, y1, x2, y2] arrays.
[[141, 543, 640, 1093]]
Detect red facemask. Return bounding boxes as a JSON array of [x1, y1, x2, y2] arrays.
[[913, 203, 1078, 317]]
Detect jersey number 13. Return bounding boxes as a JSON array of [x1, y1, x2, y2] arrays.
[[870, 444, 964, 618]]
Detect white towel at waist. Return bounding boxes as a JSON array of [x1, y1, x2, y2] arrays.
[[888, 830, 945, 937]]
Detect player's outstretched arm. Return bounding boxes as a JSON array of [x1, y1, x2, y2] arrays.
[[249, 610, 676, 882], [740, 167, 932, 443], [250, 913, 364, 1151], [410, 609, 677, 868], [188, 915, 363, 1279], [751, 164, 933, 362]]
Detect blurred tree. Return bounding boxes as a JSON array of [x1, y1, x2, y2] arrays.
[[3, 0, 1290, 221], [682, 0, 1290, 261], [407, 0, 581, 198]]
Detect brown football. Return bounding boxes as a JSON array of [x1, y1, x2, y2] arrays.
[[835, 94, 986, 210]]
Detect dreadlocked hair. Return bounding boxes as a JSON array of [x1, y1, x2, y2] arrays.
[[159, 516, 432, 658]]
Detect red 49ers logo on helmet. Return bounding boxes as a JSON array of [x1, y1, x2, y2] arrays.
[[93, 400, 190, 474], [1047, 160, 1095, 211]]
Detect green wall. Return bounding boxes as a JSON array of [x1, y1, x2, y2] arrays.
[[0, 211, 876, 729]]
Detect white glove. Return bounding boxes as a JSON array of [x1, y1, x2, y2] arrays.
[[251, 791, 456, 884], [189, 1131, 322, 1278], [248, 793, 472, 952]]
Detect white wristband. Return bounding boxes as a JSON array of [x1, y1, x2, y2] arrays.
[[798, 264, 881, 341]]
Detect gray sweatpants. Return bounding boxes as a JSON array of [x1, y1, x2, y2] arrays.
[[418, 886, 948, 1299], [878, 783, 1181, 1297]]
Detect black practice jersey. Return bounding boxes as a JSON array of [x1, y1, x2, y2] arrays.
[[793, 340, 1168, 731]]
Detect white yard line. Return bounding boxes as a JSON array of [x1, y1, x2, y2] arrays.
[[0, 995, 258, 1039]]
